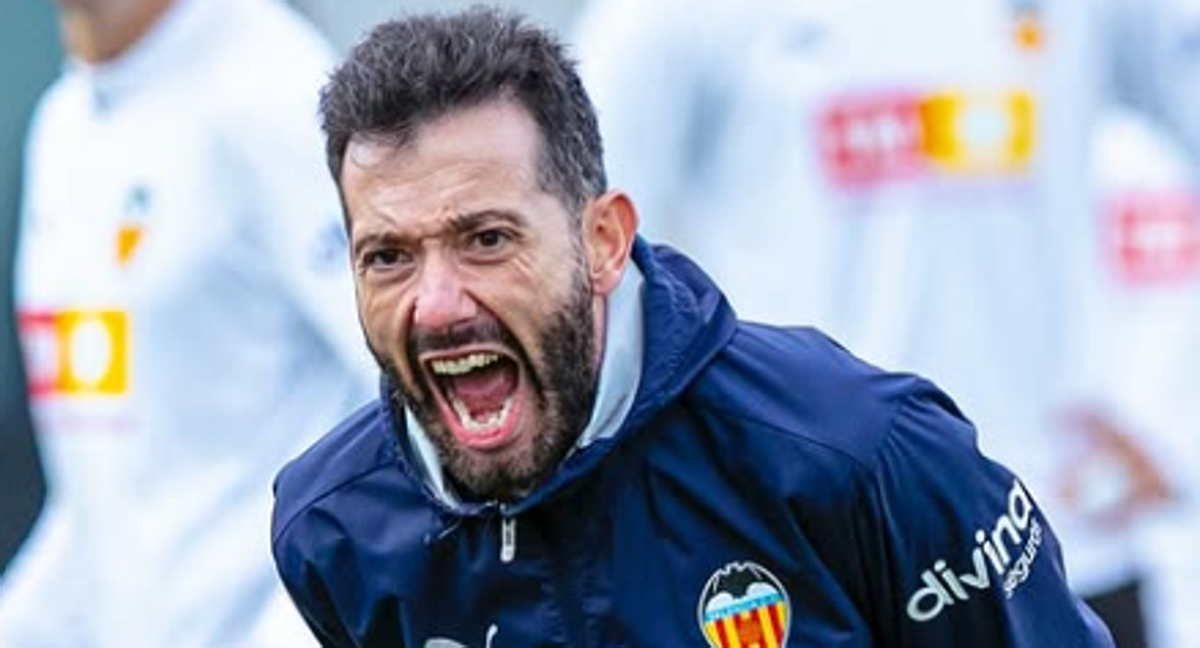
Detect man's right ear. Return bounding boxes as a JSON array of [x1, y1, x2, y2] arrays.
[[582, 190, 639, 298]]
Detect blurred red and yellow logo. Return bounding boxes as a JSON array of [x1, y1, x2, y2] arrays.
[[818, 89, 1036, 188], [18, 309, 129, 398]]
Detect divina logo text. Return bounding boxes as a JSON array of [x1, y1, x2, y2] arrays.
[[906, 479, 1044, 622]]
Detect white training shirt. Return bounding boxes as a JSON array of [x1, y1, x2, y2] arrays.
[[573, 0, 1152, 596], [1081, 105, 1200, 648], [2, 0, 374, 645]]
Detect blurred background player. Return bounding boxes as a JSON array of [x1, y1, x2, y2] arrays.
[[1082, 104, 1200, 648], [0, 0, 374, 645], [575, 0, 1199, 646]]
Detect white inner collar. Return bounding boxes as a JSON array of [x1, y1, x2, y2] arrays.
[[72, 0, 216, 110]]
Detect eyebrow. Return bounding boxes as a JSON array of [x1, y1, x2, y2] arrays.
[[351, 209, 527, 257], [444, 209, 526, 234], [351, 230, 409, 259]]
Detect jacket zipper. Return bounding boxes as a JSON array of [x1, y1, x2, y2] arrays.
[[500, 515, 517, 563], [497, 507, 588, 645]]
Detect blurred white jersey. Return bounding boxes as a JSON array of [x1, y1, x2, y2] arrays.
[[1084, 106, 1200, 648], [576, 0, 1123, 592], [2, 0, 374, 645]]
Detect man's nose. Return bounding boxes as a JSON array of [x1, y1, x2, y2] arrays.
[[412, 255, 477, 330]]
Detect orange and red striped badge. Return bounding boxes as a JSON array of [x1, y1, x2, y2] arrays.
[[698, 562, 792, 648], [703, 600, 789, 648]]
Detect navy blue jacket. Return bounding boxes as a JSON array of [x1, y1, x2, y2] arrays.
[[272, 240, 1113, 647]]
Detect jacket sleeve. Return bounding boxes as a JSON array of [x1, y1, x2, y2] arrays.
[[848, 384, 1115, 647], [272, 521, 361, 648]]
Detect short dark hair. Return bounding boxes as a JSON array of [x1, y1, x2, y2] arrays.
[[320, 5, 606, 216]]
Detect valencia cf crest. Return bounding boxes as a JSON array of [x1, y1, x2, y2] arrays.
[[118, 183, 152, 267], [697, 561, 791, 648]]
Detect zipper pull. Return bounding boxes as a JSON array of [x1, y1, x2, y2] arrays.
[[500, 516, 517, 563]]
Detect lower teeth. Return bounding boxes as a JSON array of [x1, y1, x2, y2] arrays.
[[449, 395, 513, 432]]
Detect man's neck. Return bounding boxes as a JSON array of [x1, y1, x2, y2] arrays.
[[58, 0, 176, 64]]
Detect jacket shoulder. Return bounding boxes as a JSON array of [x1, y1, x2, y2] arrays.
[[695, 325, 956, 462], [680, 324, 984, 515], [271, 400, 398, 543]]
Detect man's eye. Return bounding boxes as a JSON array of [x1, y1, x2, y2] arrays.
[[472, 229, 512, 251], [362, 248, 404, 268]]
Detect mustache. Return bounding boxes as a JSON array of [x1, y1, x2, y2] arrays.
[[408, 317, 520, 356]]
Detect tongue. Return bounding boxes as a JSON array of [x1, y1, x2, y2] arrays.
[[447, 362, 517, 419]]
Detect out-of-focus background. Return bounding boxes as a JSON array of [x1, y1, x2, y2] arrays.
[[0, 0, 63, 576]]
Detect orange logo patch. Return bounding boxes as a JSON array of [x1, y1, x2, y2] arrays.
[[1013, 11, 1043, 51], [920, 91, 1035, 172], [117, 224, 143, 267]]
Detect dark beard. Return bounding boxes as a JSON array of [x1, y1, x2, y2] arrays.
[[372, 262, 599, 502]]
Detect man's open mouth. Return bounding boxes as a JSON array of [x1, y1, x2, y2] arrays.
[[426, 350, 524, 449]]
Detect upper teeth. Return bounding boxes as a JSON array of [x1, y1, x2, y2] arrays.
[[430, 353, 500, 376]]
